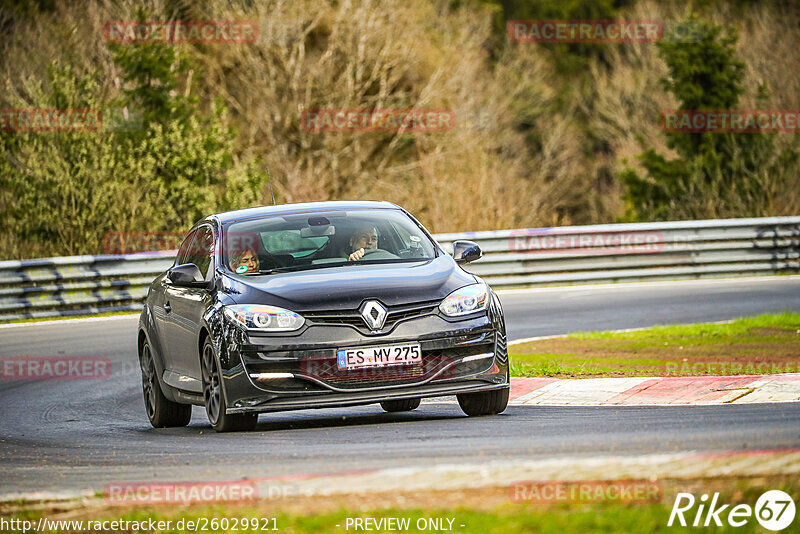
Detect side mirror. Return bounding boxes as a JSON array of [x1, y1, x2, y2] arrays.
[[452, 240, 482, 264], [168, 263, 207, 287]]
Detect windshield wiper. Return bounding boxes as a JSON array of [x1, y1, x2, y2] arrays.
[[235, 267, 291, 275], [248, 265, 324, 275], [250, 267, 294, 275]]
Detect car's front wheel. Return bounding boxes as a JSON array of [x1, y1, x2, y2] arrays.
[[457, 387, 509, 417], [201, 338, 258, 432], [380, 398, 421, 412], [140, 339, 192, 428]]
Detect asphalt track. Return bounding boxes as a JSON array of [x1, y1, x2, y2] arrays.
[[1, 276, 799, 496]]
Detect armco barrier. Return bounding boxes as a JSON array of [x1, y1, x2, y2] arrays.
[[1, 217, 798, 321], [0, 252, 176, 322]]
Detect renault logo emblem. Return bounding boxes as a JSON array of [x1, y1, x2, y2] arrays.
[[360, 300, 388, 331]]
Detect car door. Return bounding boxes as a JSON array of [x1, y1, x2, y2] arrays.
[[163, 224, 216, 387], [153, 229, 197, 365]]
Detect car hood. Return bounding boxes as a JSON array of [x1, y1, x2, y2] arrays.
[[223, 256, 477, 311]]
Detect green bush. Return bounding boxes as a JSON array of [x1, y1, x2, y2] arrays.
[[0, 41, 261, 258], [621, 20, 798, 221]]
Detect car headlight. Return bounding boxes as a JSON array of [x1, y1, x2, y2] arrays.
[[223, 304, 304, 332], [439, 283, 489, 317]]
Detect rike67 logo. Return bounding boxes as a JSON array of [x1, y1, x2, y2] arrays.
[[669, 490, 796, 531]]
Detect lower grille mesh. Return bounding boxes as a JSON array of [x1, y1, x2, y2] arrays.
[[301, 352, 450, 388], [246, 342, 495, 390]]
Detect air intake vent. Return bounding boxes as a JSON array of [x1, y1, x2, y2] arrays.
[[495, 332, 508, 364]]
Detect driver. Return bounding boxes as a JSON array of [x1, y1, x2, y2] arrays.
[[230, 246, 260, 274], [348, 224, 378, 261]]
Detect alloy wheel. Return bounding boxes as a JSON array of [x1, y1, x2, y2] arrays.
[[202, 343, 221, 424], [140, 344, 157, 420]]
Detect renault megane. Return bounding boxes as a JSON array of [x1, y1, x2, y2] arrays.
[[138, 201, 510, 431]]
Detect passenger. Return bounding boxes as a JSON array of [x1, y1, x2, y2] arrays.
[[230, 246, 260, 274], [348, 224, 379, 261]]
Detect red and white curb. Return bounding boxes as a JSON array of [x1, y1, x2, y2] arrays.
[[6, 449, 798, 504], [241, 448, 800, 498], [509, 374, 800, 406]]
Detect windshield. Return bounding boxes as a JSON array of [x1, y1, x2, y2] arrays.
[[222, 209, 437, 275]]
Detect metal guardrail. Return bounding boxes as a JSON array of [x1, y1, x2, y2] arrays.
[[1, 216, 798, 321]]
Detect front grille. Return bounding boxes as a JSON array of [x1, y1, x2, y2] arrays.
[[303, 300, 440, 333], [245, 339, 495, 390]]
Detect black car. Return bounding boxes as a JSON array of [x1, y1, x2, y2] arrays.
[[138, 201, 510, 432]]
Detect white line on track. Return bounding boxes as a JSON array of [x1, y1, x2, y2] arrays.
[[496, 274, 800, 295], [0, 314, 139, 330], [508, 320, 735, 345]]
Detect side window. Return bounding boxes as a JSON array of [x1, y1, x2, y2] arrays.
[[176, 230, 197, 266], [187, 226, 215, 279]]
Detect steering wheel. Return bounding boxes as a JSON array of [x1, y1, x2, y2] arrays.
[[360, 248, 399, 260]]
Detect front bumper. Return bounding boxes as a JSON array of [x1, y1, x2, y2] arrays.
[[215, 313, 509, 414]]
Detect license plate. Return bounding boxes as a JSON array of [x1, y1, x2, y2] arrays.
[[337, 343, 422, 370]]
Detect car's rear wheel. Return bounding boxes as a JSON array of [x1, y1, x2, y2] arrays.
[[380, 398, 421, 412], [201, 338, 258, 432], [457, 387, 509, 417], [140, 340, 191, 428]]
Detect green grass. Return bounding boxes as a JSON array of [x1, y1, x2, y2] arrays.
[[6, 477, 797, 533], [510, 355, 608, 377], [509, 311, 800, 378], [571, 311, 800, 340]]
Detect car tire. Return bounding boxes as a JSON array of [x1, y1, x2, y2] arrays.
[[380, 398, 421, 412], [457, 387, 509, 417], [140, 339, 192, 428], [201, 338, 258, 432]]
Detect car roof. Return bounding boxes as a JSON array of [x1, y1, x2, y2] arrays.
[[210, 200, 401, 224]]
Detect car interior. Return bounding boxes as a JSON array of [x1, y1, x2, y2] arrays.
[[225, 215, 431, 273]]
